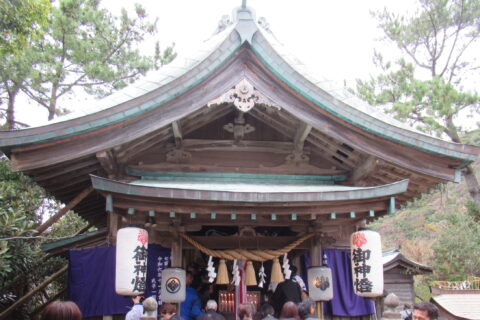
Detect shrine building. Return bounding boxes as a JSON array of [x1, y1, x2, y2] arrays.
[[0, 3, 478, 320]]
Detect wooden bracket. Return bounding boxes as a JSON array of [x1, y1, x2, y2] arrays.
[[172, 121, 183, 148], [293, 122, 312, 153], [96, 150, 119, 178], [349, 155, 377, 185]]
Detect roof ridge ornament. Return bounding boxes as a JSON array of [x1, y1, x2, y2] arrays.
[[232, 4, 257, 43], [207, 78, 281, 113]]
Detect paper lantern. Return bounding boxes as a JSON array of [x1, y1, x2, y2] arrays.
[[161, 268, 186, 303], [308, 266, 333, 301], [350, 228, 383, 297], [115, 227, 149, 295], [245, 261, 257, 286]]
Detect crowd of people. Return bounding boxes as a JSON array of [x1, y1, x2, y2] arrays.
[[41, 298, 440, 320], [40, 262, 440, 320]]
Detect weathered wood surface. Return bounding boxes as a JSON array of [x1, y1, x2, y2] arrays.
[[0, 44, 471, 232], [9, 47, 466, 182], [243, 50, 463, 181]]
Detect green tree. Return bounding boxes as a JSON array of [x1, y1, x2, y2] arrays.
[[22, 0, 172, 121], [0, 53, 33, 129], [355, 0, 480, 208], [433, 209, 480, 280], [0, 158, 44, 280], [0, 158, 88, 318], [0, 0, 176, 128], [0, 0, 51, 55]]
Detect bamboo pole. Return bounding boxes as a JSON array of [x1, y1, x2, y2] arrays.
[[36, 186, 93, 235], [0, 265, 68, 320]]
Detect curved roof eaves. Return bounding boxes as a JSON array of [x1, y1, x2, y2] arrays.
[[90, 175, 409, 203], [0, 24, 241, 149], [251, 27, 479, 162], [45, 23, 238, 125]]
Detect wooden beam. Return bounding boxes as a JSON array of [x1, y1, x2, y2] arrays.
[[293, 122, 312, 152], [172, 121, 183, 147], [36, 186, 94, 235], [33, 158, 98, 182], [349, 155, 377, 185], [181, 104, 232, 136], [115, 127, 171, 162], [181, 139, 294, 153], [307, 132, 358, 168], [0, 265, 68, 320], [96, 150, 118, 178], [249, 107, 296, 137], [111, 198, 390, 216]]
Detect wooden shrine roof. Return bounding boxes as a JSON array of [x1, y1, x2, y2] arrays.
[[0, 5, 478, 234], [382, 248, 432, 274], [91, 175, 408, 203]]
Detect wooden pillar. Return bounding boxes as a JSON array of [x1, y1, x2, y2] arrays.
[[310, 233, 322, 267], [310, 233, 323, 319], [171, 234, 183, 268], [107, 211, 120, 244]]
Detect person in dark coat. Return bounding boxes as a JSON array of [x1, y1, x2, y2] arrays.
[[271, 269, 302, 317], [196, 300, 225, 320]]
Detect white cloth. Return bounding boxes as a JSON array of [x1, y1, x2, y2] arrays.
[[126, 304, 144, 320], [293, 275, 307, 292]]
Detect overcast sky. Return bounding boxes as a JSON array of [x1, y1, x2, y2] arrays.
[[21, 0, 416, 126], [101, 0, 412, 84]]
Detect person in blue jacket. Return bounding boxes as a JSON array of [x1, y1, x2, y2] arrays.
[[181, 271, 204, 320]]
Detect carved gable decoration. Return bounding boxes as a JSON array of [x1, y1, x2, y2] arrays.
[[208, 78, 281, 112]]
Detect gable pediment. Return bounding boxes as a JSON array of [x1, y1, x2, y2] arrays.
[[0, 6, 478, 231]]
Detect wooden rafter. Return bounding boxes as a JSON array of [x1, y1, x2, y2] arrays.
[[32, 158, 99, 182], [308, 130, 360, 167], [249, 108, 296, 137], [307, 135, 354, 169], [115, 126, 171, 162], [182, 104, 232, 136]]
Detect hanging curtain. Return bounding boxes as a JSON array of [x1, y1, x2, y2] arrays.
[[68, 244, 171, 317], [322, 249, 375, 317]]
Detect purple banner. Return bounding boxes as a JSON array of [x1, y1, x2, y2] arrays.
[[68, 244, 170, 317]]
